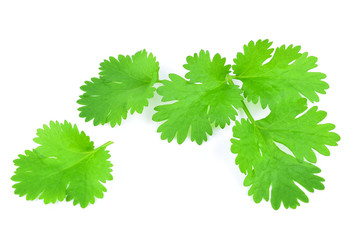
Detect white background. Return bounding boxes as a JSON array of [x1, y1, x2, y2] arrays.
[[0, 0, 359, 239]]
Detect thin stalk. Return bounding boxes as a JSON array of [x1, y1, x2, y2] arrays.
[[156, 79, 163, 83], [98, 141, 114, 149], [241, 100, 255, 124], [225, 74, 234, 85]]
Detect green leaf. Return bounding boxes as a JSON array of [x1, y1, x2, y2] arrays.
[[244, 144, 325, 210], [230, 118, 261, 175], [153, 50, 243, 144], [257, 98, 340, 163], [231, 99, 340, 209], [233, 39, 329, 108], [78, 50, 159, 127], [11, 121, 113, 208]]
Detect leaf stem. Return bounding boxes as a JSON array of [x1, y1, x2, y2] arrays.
[[225, 74, 235, 85], [241, 100, 255, 124], [98, 141, 114, 149], [156, 79, 166, 84]]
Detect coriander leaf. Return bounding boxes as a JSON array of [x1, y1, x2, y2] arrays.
[[244, 143, 325, 210], [231, 99, 340, 209], [230, 118, 261, 175], [78, 50, 159, 127], [257, 98, 340, 163], [153, 50, 243, 144], [232, 39, 328, 108], [11, 121, 113, 208]]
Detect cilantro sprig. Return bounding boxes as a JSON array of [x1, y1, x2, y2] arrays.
[[153, 40, 338, 208], [76, 39, 339, 209], [12, 39, 339, 209], [12, 121, 113, 208]]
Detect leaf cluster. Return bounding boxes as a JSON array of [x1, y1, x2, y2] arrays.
[[12, 40, 340, 209]]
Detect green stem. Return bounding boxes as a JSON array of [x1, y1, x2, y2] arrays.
[[156, 79, 166, 84], [43, 141, 114, 177], [240, 101, 271, 153], [98, 141, 114, 149], [241, 100, 255, 124], [225, 74, 235, 85]]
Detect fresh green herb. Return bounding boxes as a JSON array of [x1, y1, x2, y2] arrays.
[[12, 121, 113, 208], [153, 50, 243, 144], [78, 50, 159, 127], [232, 40, 328, 108], [231, 98, 339, 209], [75, 39, 339, 209], [228, 40, 340, 208]]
